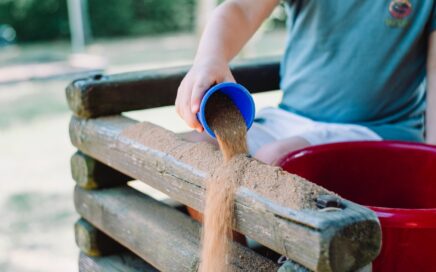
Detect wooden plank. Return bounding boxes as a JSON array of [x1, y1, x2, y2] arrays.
[[278, 259, 311, 272], [79, 252, 158, 272], [66, 58, 280, 118], [69, 115, 381, 272], [75, 218, 124, 256], [71, 151, 132, 189], [75, 186, 279, 272]]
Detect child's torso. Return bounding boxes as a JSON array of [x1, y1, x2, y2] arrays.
[[280, 0, 435, 141]]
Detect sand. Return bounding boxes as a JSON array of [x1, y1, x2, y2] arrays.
[[199, 92, 248, 272], [121, 122, 332, 211], [120, 93, 334, 271], [205, 92, 248, 161]]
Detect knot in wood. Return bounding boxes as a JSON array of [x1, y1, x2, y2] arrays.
[[315, 195, 343, 209]]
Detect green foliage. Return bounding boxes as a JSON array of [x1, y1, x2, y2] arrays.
[[88, 0, 196, 37], [87, 0, 135, 37], [130, 0, 196, 35], [0, 0, 196, 43], [0, 0, 69, 42]]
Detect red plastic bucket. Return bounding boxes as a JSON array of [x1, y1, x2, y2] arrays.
[[277, 141, 436, 272]]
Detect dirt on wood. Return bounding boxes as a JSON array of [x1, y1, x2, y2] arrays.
[[121, 120, 331, 210], [120, 92, 333, 271]]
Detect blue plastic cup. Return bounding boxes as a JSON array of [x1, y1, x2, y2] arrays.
[[197, 82, 255, 138]]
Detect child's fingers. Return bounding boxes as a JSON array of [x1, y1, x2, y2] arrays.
[[175, 83, 184, 116], [183, 105, 203, 132], [224, 71, 236, 82], [175, 78, 191, 118], [191, 78, 213, 114], [176, 83, 202, 131]]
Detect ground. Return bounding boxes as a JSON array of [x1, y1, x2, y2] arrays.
[[0, 31, 284, 271]]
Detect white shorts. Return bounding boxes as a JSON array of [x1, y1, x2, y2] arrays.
[[247, 107, 382, 155]]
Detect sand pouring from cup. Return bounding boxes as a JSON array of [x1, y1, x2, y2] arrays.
[[197, 82, 255, 138]]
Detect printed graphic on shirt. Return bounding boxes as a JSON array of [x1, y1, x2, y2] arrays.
[[385, 0, 413, 28]]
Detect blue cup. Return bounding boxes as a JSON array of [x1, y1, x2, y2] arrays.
[[197, 82, 255, 138]]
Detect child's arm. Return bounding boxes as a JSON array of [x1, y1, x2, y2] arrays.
[[175, 0, 279, 132], [427, 32, 436, 145]]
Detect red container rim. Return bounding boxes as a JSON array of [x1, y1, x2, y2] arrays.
[[370, 206, 436, 228], [277, 141, 436, 229]]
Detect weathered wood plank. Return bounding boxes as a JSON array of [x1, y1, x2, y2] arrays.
[[66, 58, 280, 118], [69, 115, 381, 272], [278, 259, 311, 272], [75, 186, 279, 272], [75, 218, 124, 256], [79, 252, 158, 272], [71, 151, 132, 189]]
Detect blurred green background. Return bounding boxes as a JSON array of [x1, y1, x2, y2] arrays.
[[0, 1, 286, 271], [0, 0, 196, 42], [0, 0, 285, 43]]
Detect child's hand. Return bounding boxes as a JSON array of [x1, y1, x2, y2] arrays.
[[175, 58, 235, 132], [175, 0, 278, 132]]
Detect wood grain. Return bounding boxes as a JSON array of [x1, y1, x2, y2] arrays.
[[79, 252, 158, 272], [75, 218, 124, 256], [71, 151, 132, 189], [70, 115, 381, 272], [66, 58, 280, 118], [75, 186, 279, 272]]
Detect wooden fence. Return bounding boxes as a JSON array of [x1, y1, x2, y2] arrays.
[[67, 58, 381, 272]]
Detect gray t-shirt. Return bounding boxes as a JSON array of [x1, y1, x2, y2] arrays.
[[280, 0, 436, 141]]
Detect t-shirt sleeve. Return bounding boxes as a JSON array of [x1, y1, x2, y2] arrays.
[[431, 3, 436, 32]]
